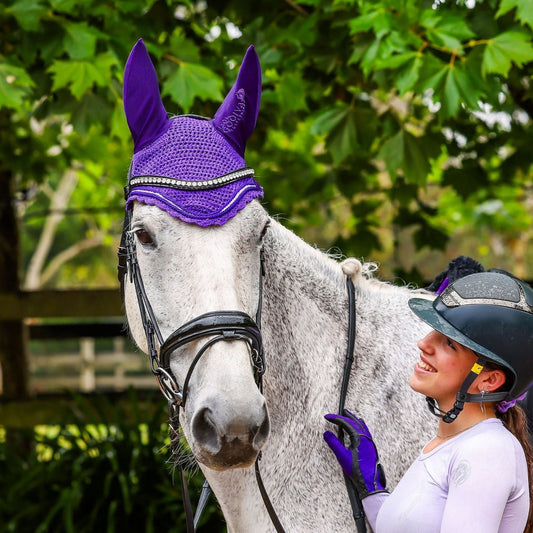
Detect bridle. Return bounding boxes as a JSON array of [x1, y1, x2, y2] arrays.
[[118, 208, 265, 410], [118, 179, 366, 532], [117, 176, 286, 533]]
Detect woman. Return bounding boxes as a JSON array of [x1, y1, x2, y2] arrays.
[[324, 271, 533, 532]]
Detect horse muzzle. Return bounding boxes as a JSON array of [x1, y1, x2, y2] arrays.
[[190, 399, 270, 469]]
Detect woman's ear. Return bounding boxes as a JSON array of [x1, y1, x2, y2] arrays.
[[478, 369, 507, 393]]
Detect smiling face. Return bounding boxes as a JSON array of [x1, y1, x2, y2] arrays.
[[409, 330, 480, 410]]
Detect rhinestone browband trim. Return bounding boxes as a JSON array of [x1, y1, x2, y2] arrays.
[[127, 167, 255, 193]]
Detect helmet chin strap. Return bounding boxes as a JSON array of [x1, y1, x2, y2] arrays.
[[426, 356, 508, 424]]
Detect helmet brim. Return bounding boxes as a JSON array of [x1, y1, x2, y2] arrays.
[[408, 297, 514, 374]]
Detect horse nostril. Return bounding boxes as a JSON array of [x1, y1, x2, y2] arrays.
[[191, 407, 221, 454], [191, 403, 270, 455], [251, 407, 270, 450]]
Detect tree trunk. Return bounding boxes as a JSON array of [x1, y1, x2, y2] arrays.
[[0, 168, 29, 398]]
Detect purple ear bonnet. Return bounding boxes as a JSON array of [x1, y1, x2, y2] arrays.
[[123, 39, 263, 226]]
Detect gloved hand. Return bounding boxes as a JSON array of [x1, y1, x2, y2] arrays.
[[324, 410, 388, 499]]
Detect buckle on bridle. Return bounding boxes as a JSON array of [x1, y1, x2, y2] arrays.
[[156, 367, 183, 405]]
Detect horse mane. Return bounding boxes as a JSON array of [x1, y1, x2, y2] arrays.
[[267, 213, 430, 301], [340, 256, 431, 296]]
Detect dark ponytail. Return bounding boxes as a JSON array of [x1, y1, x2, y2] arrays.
[[497, 404, 533, 533]]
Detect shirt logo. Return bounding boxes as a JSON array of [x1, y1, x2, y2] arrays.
[[452, 460, 471, 486]]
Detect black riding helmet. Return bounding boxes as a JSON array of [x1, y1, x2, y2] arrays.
[[408, 271, 533, 422]]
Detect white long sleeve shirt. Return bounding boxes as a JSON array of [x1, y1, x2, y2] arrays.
[[363, 418, 529, 533]]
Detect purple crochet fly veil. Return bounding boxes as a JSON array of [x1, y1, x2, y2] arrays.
[[123, 39, 263, 226]]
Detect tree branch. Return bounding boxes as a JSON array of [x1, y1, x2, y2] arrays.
[[24, 168, 78, 289], [39, 234, 105, 287], [283, 0, 309, 16]]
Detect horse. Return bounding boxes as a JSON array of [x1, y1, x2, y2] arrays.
[[119, 40, 436, 532]]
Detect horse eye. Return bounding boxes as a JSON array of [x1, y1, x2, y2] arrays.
[[259, 221, 270, 240], [135, 228, 153, 245]]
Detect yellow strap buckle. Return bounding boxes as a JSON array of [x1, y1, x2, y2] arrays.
[[472, 362, 484, 374]]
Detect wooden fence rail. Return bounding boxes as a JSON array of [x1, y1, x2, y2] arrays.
[[30, 336, 155, 393]]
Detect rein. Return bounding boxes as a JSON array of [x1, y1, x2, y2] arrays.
[[338, 276, 367, 533], [118, 205, 364, 532]]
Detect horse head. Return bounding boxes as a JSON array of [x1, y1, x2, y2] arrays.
[[121, 39, 270, 470]]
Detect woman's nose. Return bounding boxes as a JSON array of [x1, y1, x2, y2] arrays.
[[418, 331, 436, 353]]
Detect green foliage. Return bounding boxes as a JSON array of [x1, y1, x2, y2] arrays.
[[483, 31, 533, 76], [1, 0, 533, 285], [0, 390, 224, 532], [48, 53, 118, 99], [162, 62, 224, 113]]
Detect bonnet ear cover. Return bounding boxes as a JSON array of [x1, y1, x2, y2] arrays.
[[212, 45, 261, 157], [123, 42, 264, 227], [123, 39, 170, 153]]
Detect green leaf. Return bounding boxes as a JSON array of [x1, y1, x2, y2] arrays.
[[48, 53, 117, 99], [442, 65, 461, 118], [162, 62, 223, 112], [168, 29, 201, 63], [395, 54, 423, 94], [482, 31, 533, 76], [458, 61, 486, 108], [414, 221, 448, 251], [110, 105, 130, 142], [376, 51, 418, 70], [49, 0, 80, 13], [496, 0, 533, 30], [418, 56, 448, 93], [276, 72, 308, 113], [379, 130, 404, 179], [328, 108, 358, 165], [349, 9, 389, 34], [442, 165, 489, 199], [6, 0, 47, 31], [420, 61, 483, 118], [311, 106, 359, 165], [310, 107, 348, 135], [421, 12, 475, 51], [379, 130, 434, 184], [64, 22, 102, 60], [360, 37, 384, 78], [403, 131, 433, 185], [0, 63, 34, 111]]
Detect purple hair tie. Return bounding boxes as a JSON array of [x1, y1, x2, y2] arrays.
[[496, 392, 527, 414], [435, 277, 450, 295]]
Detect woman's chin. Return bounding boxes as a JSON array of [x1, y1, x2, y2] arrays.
[[409, 373, 429, 395]]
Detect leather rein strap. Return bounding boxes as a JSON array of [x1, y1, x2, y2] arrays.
[[338, 276, 367, 533]]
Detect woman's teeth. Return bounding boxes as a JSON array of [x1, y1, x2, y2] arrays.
[[419, 360, 436, 372]]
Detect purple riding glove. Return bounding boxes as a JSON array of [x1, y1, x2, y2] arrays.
[[324, 410, 388, 499]]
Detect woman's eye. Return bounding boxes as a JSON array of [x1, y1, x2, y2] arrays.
[[135, 229, 153, 245]]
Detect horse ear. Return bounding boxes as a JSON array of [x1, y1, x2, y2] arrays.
[[123, 39, 170, 153], [213, 45, 261, 157]]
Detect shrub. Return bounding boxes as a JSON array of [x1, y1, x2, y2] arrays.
[[0, 389, 224, 532]]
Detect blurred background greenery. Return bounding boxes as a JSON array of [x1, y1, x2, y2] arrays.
[[0, 390, 225, 532]]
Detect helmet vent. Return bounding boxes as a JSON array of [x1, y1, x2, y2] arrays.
[[441, 272, 533, 313]]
